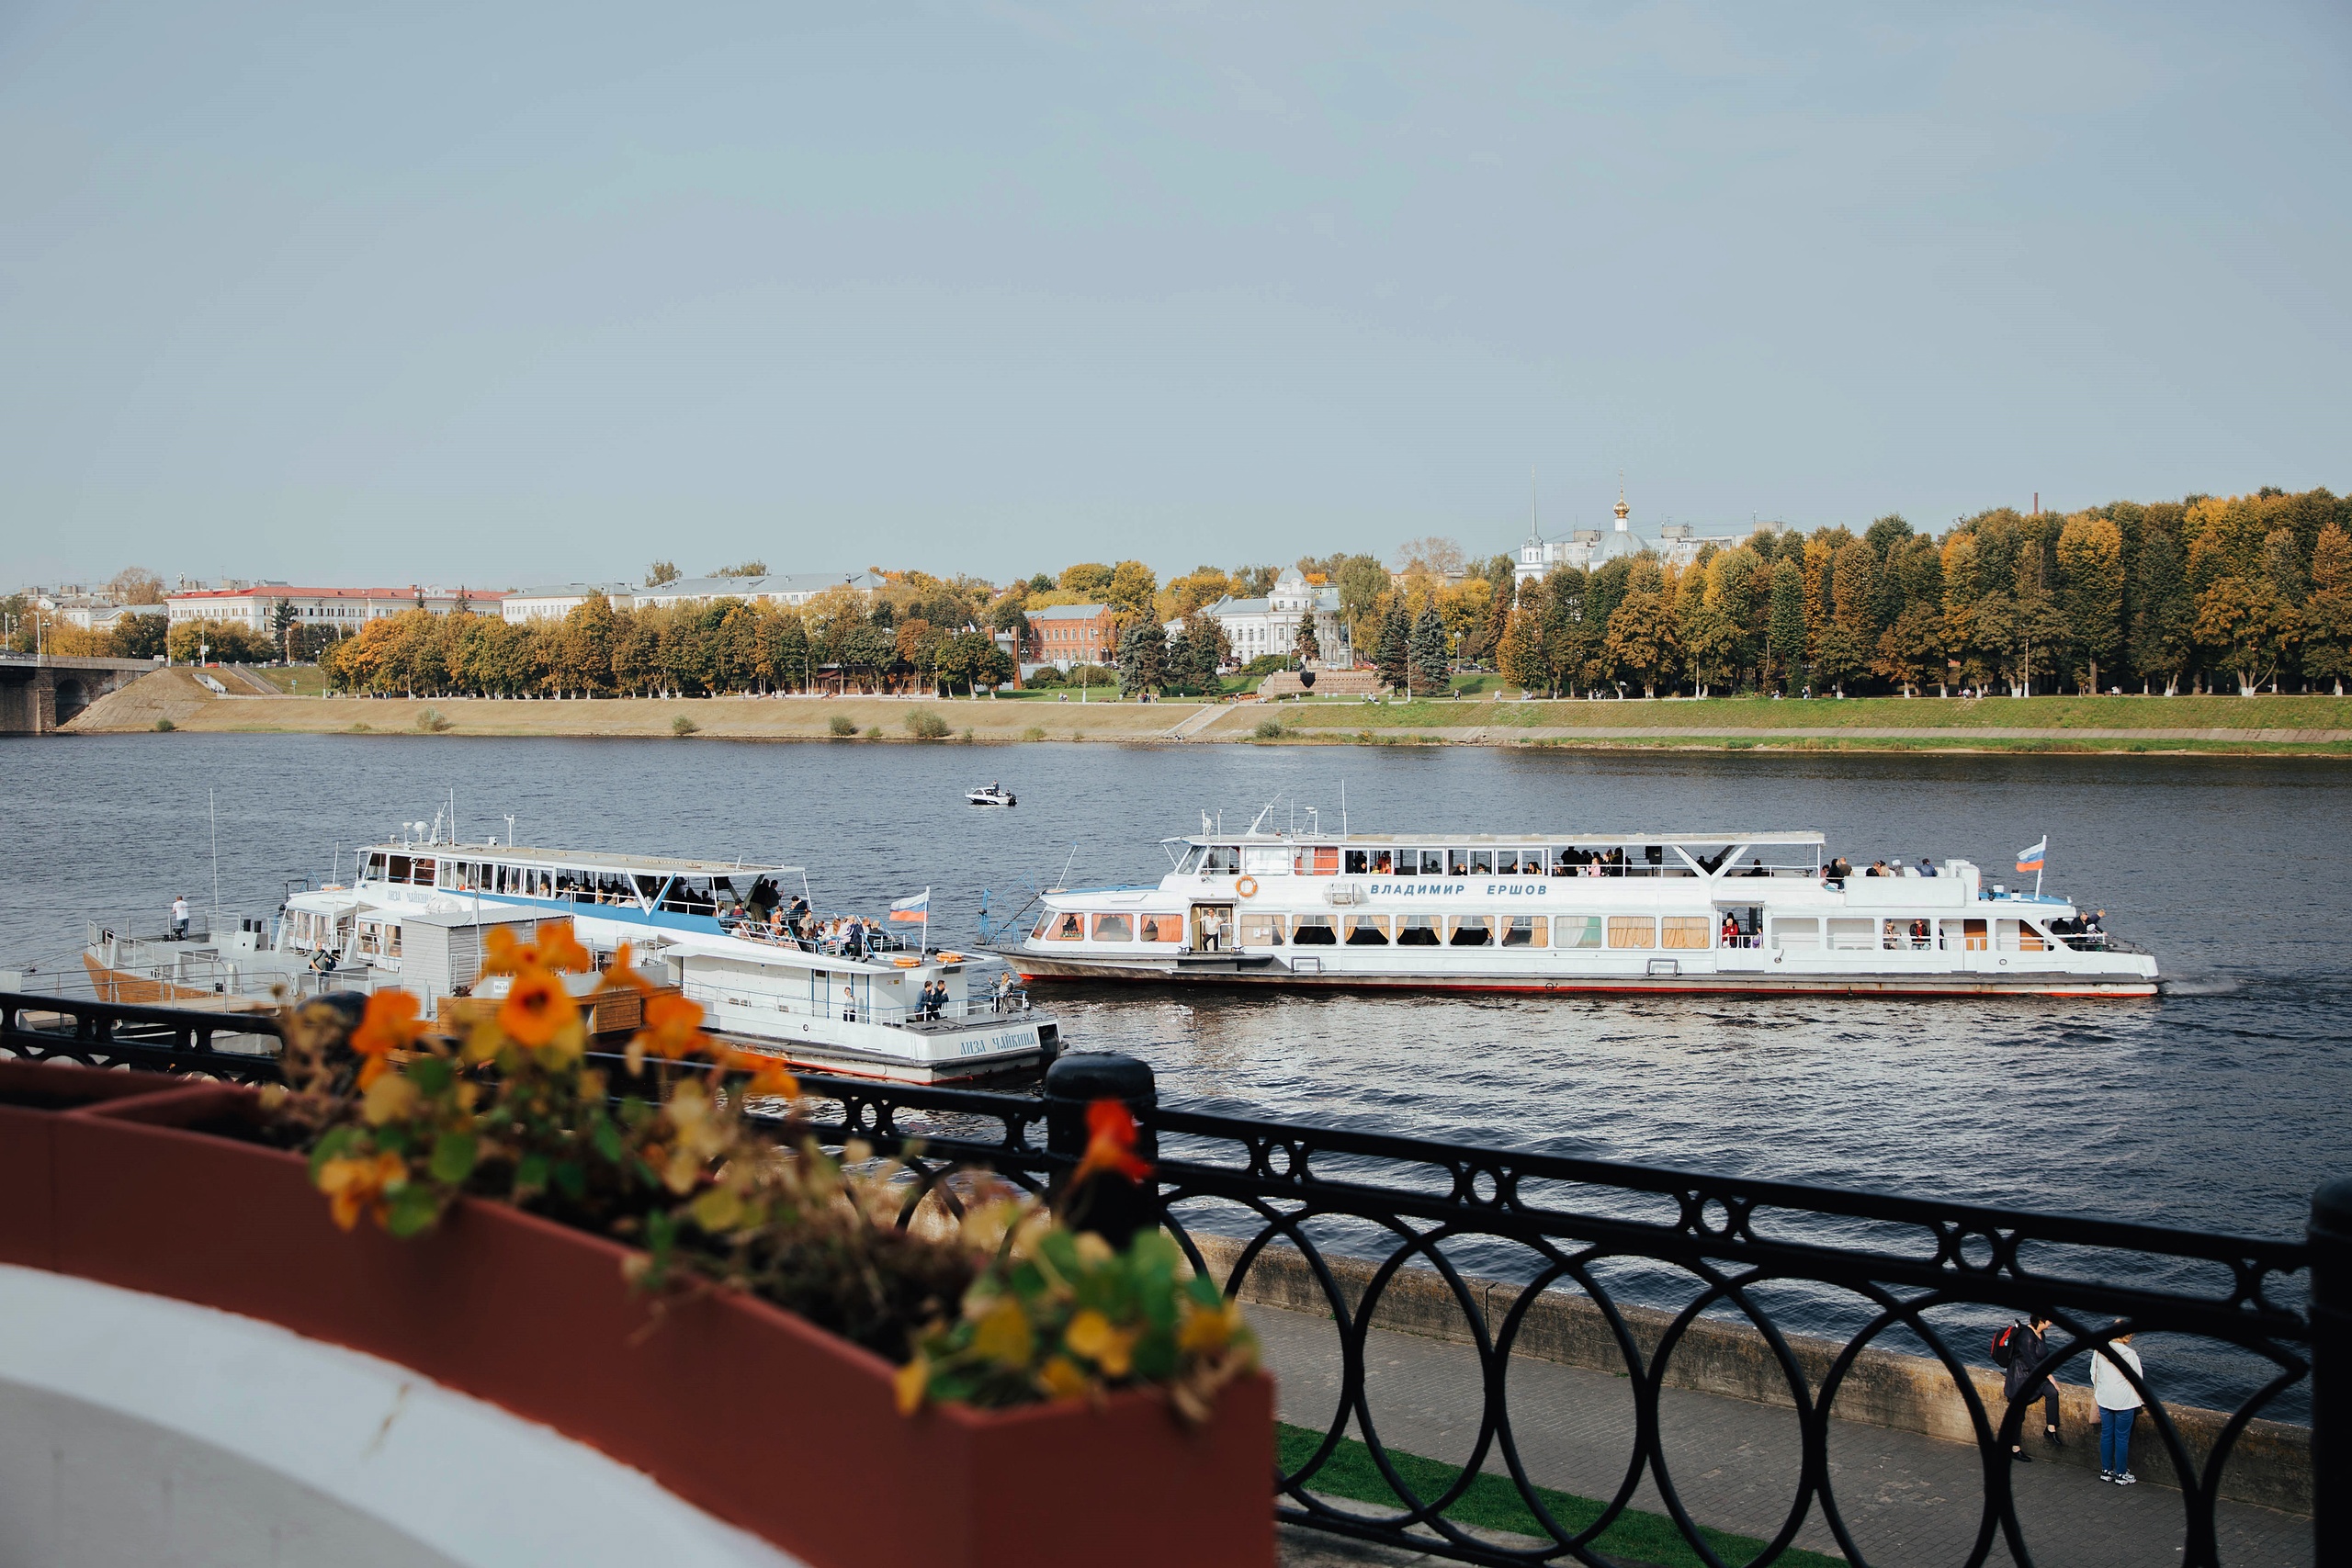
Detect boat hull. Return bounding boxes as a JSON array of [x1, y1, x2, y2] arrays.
[[1006, 950, 2159, 998]]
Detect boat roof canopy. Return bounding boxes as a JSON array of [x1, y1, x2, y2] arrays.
[[360, 842, 802, 878], [1174, 830, 1826, 848]]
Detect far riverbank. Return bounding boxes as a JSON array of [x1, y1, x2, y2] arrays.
[[56, 670, 2352, 756]]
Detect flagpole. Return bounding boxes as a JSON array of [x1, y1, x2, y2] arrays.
[[2036, 844, 2043, 899], [922, 886, 930, 959]]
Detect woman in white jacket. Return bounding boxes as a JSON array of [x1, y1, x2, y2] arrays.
[[2088, 1325, 2146, 1484]]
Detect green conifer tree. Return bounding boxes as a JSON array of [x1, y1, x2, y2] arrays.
[[1408, 607, 1449, 697], [1375, 604, 1410, 692]]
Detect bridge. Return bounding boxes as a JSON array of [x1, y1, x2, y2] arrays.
[[0, 654, 161, 734]]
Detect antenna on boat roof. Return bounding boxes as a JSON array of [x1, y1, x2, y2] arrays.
[[1340, 779, 1348, 837], [1055, 842, 1080, 892], [504, 815, 516, 847], [209, 788, 220, 924]]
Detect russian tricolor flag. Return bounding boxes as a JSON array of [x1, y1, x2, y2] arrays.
[[888, 888, 930, 923], [2015, 839, 2047, 874]]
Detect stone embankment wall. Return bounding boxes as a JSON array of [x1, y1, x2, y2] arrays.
[[1188, 1234, 2311, 1517]]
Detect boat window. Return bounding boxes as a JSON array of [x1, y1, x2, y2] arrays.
[[1241, 846, 1290, 875], [1045, 911, 1086, 942], [1202, 846, 1240, 875], [1447, 915, 1493, 946], [1555, 915, 1603, 949], [1607, 917, 1657, 950], [384, 854, 410, 883], [1370, 849, 1396, 874], [1092, 914, 1133, 942], [1418, 850, 1445, 876], [1344, 850, 1370, 874], [1294, 846, 1339, 876], [1138, 913, 1179, 943], [1770, 918, 1820, 951], [1446, 849, 1470, 876], [1660, 917, 1712, 950], [1552, 849, 1577, 877], [1467, 850, 1494, 875], [1500, 915, 1546, 947], [1239, 913, 1284, 946], [2020, 922, 2049, 953], [1827, 917, 1875, 952], [1176, 845, 1204, 874], [1291, 915, 1338, 945], [1345, 915, 1390, 945], [1947, 918, 1987, 951], [1396, 914, 1442, 946], [411, 858, 436, 886]]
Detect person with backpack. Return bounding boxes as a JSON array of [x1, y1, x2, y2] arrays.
[[2089, 1325, 2146, 1484], [1993, 1314, 2065, 1461]]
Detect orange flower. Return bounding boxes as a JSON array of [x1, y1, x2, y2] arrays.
[[1070, 1098, 1152, 1187], [349, 990, 426, 1088], [594, 942, 655, 996], [718, 1046, 799, 1100], [499, 965, 578, 1047], [316, 1151, 408, 1231], [633, 992, 706, 1059], [484, 919, 594, 977], [536, 920, 593, 973]]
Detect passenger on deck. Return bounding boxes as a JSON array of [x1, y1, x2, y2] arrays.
[[1917, 858, 1938, 877], [841, 983, 857, 1023], [1720, 913, 1740, 947], [1910, 919, 1931, 948], [172, 895, 190, 941], [1866, 860, 1889, 877], [993, 971, 1015, 1012]]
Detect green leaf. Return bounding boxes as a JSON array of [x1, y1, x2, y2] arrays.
[[384, 1184, 441, 1238], [409, 1056, 453, 1095], [427, 1131, 479, 1184], [375, 1125, 409, 1156], [514, 1153, 548, 1192], [553, 1160, 586, 1200], [308, 1125, 359, 1180], [591, 1119, 624, 1162]]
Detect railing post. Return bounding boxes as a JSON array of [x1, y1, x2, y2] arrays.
[[1044, 1052, 1158, 1248], [2313, 1178, 2352, 1565]]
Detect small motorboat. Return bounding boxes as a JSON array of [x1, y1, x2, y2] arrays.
[[967, 783, 1017, 808]]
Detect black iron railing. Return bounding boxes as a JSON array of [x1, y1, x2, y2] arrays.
[[3, 993, 2340, 1567]]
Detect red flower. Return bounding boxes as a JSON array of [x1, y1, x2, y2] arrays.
[[1071, 1097, 1152, 1186]]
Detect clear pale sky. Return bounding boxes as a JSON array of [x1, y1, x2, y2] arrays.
[[4, 2, 2346, 592]]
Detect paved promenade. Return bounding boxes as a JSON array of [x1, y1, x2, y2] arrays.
[[1257, 1304, 2309, 1567]]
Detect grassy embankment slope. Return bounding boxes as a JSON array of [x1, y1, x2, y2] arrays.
[[62, 670, 2352, 753], [1259, 693, 2352, 755], [67, 682, 1203, 741]]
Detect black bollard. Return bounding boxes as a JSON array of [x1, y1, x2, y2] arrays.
[[2313, 1178, 2352, 1566], [1045, 1052, 1158, 1248]]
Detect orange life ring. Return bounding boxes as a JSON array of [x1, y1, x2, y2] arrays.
[[1236, 876, 1259, 899]]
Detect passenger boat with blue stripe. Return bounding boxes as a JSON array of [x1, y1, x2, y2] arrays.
[[1007, 819, 2158, 998], [269, 832, 1058, 1081]]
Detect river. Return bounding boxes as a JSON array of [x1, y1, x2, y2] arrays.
[[6, 734, 2345, 1407]]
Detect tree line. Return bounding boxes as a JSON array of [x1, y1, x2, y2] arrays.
[[22, 486, 2349, 700], [1491, 488, 2352, 699]]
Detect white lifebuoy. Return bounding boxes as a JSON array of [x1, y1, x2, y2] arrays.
[[1236, 876, 1259, 899]]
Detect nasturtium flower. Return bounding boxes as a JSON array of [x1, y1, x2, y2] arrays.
[[971, 1298, 1035, 1368], [484, 919, 594, 977], [894, 1353, 931, 1416], [1064, 1307, 1136, 1377], [349, 990, 427, 1088], [1070, 1097, 1152, 1187], [499, 965, 577, 1047], [316, 1151, 408, 1231], [1037, 1355, 1091, 1400], [360, 1069, 420, 1126], [1178, 1296, 1244, 1354]]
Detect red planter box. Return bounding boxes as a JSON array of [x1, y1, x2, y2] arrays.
[[6, 1068, 1273, 1568]]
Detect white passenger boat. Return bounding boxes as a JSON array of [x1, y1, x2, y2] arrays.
[[265, 836, 1060, 1082], [967, 784, 1017, 808], [1008, 821, 2159, 997]]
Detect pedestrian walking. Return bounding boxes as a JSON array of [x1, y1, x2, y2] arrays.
[[171, 895, 190, 941], [2089, 1325, 2145, 1484], [1995, 1314, 2065, 1461]]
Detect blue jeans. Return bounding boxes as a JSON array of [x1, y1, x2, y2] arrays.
[[2099, 1405, 2136, 1472]]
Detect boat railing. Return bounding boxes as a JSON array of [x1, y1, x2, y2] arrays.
[[681, 978, 1030, 1030]]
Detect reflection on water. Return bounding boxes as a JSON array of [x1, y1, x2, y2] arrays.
[[6, 733, 2344, 1405]]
